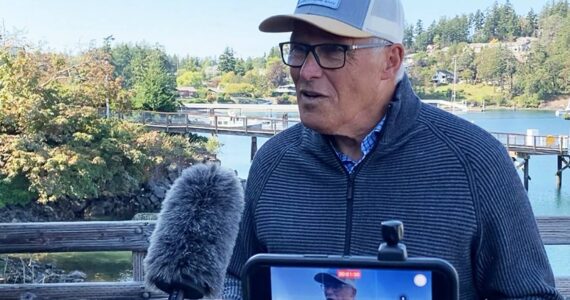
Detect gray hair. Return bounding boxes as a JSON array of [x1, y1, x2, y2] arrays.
[[367, 37, 405, 85], [395, 65, 405, 84]]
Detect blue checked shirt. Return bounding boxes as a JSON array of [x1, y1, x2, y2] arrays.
[[333, 116, 386, 174]]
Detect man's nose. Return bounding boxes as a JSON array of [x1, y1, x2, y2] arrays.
[[299, 51, 323, 80]]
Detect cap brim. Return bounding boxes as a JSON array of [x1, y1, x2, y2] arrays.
[[259, 14, 372, 38], [314, 272, 356, 289]]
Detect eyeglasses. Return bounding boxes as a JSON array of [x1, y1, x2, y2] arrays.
[[279, 40, 393, 70], [321, 283, 351, 292]]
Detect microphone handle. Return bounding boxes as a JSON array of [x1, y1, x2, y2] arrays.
[[168, 290, 185, 300]]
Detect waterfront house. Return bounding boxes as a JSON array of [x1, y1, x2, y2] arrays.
[[177, 86, 198, 98], [431, 70, 455, 85], [273, 84, 296, 96]]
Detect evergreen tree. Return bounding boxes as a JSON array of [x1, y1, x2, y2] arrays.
[[482, 1, 501, 41], [404, 24, 415, 50], [218, 47, 237, 73], [415, 20, 424, 36], [472, 9, 485, 32], [132, 50, 178, 112], [524, 9, 538, 36], [235, 58, 246, 76], [497, 0, 521, 40]]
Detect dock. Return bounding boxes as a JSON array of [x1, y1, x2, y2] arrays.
[[491, 132, 570, 190], [109, 109, 570, 190]]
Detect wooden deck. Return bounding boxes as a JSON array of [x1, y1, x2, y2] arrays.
[[0, 218, 569, 299], [112, 110, 570, 189], [116, 110, 292, 138], [491, 132, 569, 156], [116, 111, 570, 156]]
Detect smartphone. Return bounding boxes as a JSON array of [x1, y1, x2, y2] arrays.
[[241, 253, 458, 300]]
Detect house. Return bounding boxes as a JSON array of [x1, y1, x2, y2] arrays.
[[273, 84, 296, 96], [432, 70, 456, 85], [177, 87, 198, 98]]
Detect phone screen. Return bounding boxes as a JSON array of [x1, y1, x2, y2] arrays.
[[269, 266, 432, 300]]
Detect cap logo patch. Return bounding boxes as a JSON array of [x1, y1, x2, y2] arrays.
[[297, 0, 341, 9]]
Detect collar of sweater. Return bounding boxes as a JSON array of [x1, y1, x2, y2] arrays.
[[302, 74, 423, 159]]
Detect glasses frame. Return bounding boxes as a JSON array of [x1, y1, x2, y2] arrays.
[[279, 40, 393, 70]]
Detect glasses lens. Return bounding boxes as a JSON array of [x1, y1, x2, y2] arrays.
[[322, 283, 346, 291], [281, 43, 307, 67], [315, 44, 346, 69]]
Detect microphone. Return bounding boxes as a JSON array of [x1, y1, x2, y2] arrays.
[[144, 163, 245, 299]]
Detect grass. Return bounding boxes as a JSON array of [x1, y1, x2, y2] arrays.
[[432, 83, 504, 103]]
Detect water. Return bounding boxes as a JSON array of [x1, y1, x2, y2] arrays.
[[215, 109, 570, 276]]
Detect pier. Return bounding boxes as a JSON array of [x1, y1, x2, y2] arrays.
[[111, 109, 570, 190], [491, 132, 570, 191]]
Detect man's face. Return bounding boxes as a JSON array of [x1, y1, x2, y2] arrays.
[[289, 24, 392, 137], [323, 283, 356, 300]]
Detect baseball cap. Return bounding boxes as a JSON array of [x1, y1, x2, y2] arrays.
[[314, 270, 357, 290], [259, 0, 405, 43]]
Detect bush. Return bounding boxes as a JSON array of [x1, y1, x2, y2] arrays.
[[0, 174, 37, 208], [0, 47, 207, 204]]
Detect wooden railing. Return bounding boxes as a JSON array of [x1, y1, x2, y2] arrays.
[[491, 132, 569, 155], [106, 110, 570, 154], [108, 110, 295, 137], [0, 217, 569, 299], [0, 221, 163, 300]]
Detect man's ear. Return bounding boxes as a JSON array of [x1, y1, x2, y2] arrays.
[[380, 44, 405, 80]]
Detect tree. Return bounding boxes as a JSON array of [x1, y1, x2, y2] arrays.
[[111, 43, 178, 111], [177, 70, 204, 88], [415, 20, 424, 36], [496, 0, 521, 41], [482, 1, 500, 41], [472, 9, 485, 33], [265, 58, 288, 88], [404, 24, 415, 50], [475, 46, 517, 94], [218, 47, 237, 73], [456, 46, 477, 82], [523, 9, 538, 36], [132, 50, 178, 112], [0, 46, 204, 204], [235, 58, 246, 76]]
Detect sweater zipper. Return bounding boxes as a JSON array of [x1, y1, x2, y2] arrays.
[[342, 103, 393, 255], [344, 175, 355, 255]]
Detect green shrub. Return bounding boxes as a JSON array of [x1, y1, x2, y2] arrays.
[[0, 174, 37, 208]]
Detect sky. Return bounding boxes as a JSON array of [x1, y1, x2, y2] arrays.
[[0, 0, 549, 59]]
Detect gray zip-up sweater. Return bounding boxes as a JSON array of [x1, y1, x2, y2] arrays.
[[224, 76, 562, 299]]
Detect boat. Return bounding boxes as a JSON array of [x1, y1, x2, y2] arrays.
[[188, 111, 267, 130], [555, 99, 570, 120]]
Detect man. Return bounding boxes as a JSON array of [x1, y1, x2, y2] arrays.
[[314, 271, 357, 300], [224, 0, 562, 299]]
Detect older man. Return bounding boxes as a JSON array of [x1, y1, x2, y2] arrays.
[[315, 271, 357, 300], [224, 0, 562, 299]]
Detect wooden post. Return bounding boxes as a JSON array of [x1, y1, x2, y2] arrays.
[[244, 117, 248, 134], [132, 251, 145, 282], [557, 156, 563, 190], [251, 136, 258, 161], [523, 157, 530, 191], [214, 115, 218, 134], [273, 119, 277, 134], [166, 114, 171, 133]]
